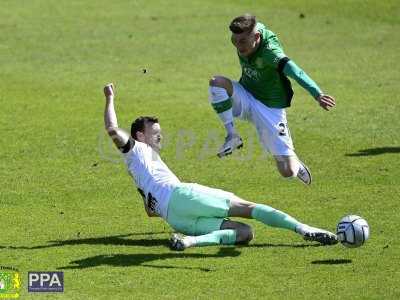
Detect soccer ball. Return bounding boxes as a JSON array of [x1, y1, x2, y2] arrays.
[[336, 215, 369, 248]]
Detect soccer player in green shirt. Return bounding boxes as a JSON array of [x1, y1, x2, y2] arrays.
[[209, 14, 336, 185]]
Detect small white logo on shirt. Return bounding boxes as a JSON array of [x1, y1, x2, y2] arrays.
[[243, 67, 260, 80]]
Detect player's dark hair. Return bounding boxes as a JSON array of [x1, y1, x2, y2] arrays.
[[131, 116, 159, 140], [229, 14, 257, 34]]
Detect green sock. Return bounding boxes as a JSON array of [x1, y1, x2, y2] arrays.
[[251, 204, 300, 231], [193, 229, 237, 247]]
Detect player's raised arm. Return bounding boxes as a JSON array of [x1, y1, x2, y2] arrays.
[[103, 83, 133, 152]]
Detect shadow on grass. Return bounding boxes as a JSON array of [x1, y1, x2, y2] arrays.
[[2, 234, 328, 251], [312, 259, 352, 265], [245, 243, 323, 248], [346, 147, 400, 157], [59, 247, 240, 271], [2, 232, 169, 250]]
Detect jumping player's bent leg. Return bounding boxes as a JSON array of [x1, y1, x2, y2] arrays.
[[209, 76, 234, 124], [209, 76, 243, 157]]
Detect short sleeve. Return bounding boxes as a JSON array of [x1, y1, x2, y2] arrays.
[[119, 138, 135, 153]]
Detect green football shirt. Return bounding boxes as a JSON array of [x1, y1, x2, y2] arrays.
[[238, 22, 293, 108]]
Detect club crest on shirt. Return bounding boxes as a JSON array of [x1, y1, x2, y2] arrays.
[[255, 57, 265, 68]]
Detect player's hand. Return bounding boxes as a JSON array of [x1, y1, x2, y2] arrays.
[[316, 94, 335, 111], [104, 83, 115, 100]]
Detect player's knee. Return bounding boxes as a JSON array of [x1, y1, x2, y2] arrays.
[[236, 224, 254, 244], [243, 225, 254, 243], [209, 76, 223, 87], [209, 76, 232, 95]]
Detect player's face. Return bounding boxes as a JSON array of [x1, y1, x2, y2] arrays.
[[143, 122, 162, 152], [231, 31, 260, 57]]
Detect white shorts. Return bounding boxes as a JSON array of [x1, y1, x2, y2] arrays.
[[231, 81, 295, 156]]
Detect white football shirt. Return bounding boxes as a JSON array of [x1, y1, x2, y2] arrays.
[[123, 141, 180, 219]]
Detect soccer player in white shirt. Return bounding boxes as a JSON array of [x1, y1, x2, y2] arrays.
[[103, 83, 337, 251]]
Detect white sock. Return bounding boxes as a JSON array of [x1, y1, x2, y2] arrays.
[[295, 223, 309, 236], [182, 236, 196, 248], [209, 86, 234, 127]]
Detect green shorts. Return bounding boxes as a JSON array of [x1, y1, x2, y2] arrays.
[[166, 183, 232, 236]]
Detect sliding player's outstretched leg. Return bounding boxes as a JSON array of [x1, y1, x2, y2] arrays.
[[228, 196, 338, 245]]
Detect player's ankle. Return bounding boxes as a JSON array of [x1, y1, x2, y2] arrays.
[[224, 122, 236, 137], [295, 223, 308, 236]]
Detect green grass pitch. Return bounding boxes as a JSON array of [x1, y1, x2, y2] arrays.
[[1, 0, 399, 299]]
